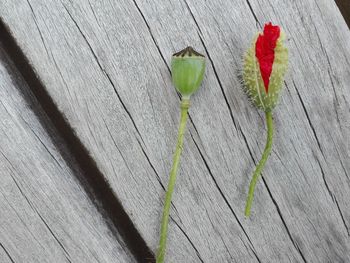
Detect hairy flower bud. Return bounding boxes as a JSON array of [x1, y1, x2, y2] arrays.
[[243, 23, 288, 112], [171, 46, 206, 98]]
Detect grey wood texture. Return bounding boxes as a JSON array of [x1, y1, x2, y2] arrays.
[[0, 44, 135, 263], [1, 0, 350, 262]]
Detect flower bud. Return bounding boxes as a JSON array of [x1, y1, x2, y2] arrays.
[[171, 46, 206, 98], [243, 23, 288, 112]]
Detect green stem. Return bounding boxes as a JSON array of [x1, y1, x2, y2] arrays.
[[156, 98, 190, 263], [245, 111, 274, 217]]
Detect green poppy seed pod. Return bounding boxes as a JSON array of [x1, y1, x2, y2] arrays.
[[171, 46, 206, 98]]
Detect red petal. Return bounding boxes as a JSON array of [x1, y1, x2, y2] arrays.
[[255, 22, 280, 93]]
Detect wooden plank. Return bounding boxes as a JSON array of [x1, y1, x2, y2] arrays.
[[0, 44, 135, 263], [1, 0, 350, 262]]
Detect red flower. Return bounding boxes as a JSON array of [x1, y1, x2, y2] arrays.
[[255, 23, 280, 93]]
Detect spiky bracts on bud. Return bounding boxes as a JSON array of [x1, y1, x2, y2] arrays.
[[243, 23, 288, 112]]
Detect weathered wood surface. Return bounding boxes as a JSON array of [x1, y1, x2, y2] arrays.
[[0, 44, 135, 262], [1, 0, 350, 262]]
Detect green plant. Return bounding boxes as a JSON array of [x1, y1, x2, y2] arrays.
[[243, 23, 288, 217], [156, 46, 206, 263]]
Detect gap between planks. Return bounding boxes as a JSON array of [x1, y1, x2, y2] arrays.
[[335, 0, 350, 28], [0, 19, 154, 263]]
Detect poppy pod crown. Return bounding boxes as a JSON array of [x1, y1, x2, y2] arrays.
[[171, 46, 206, 98], [243, 23, 288, 112]]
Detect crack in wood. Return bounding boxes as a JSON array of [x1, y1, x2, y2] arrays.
[[197, 32, 239, 132], [314, 154, 335, 202], [25, 0, 50, 58], [292, 81, 326, 158], [182, 0, 203, 35], [130, 0, 170, 74], [0, 152, 72, 261], [245, 0, 262, 28], [171, 219, 205, 263], [334, 196, 350, 236], [61, 2, 147, 148], [261, 176, 308, 263], [0, 243, 15, 263], [189, 131, 261, 263], [1, 137, 71, 262], [34, 211, 73, 262]]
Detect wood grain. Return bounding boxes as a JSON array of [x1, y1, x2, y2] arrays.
[[0, 44, 135, 263], [1, 0, 350, 262]]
